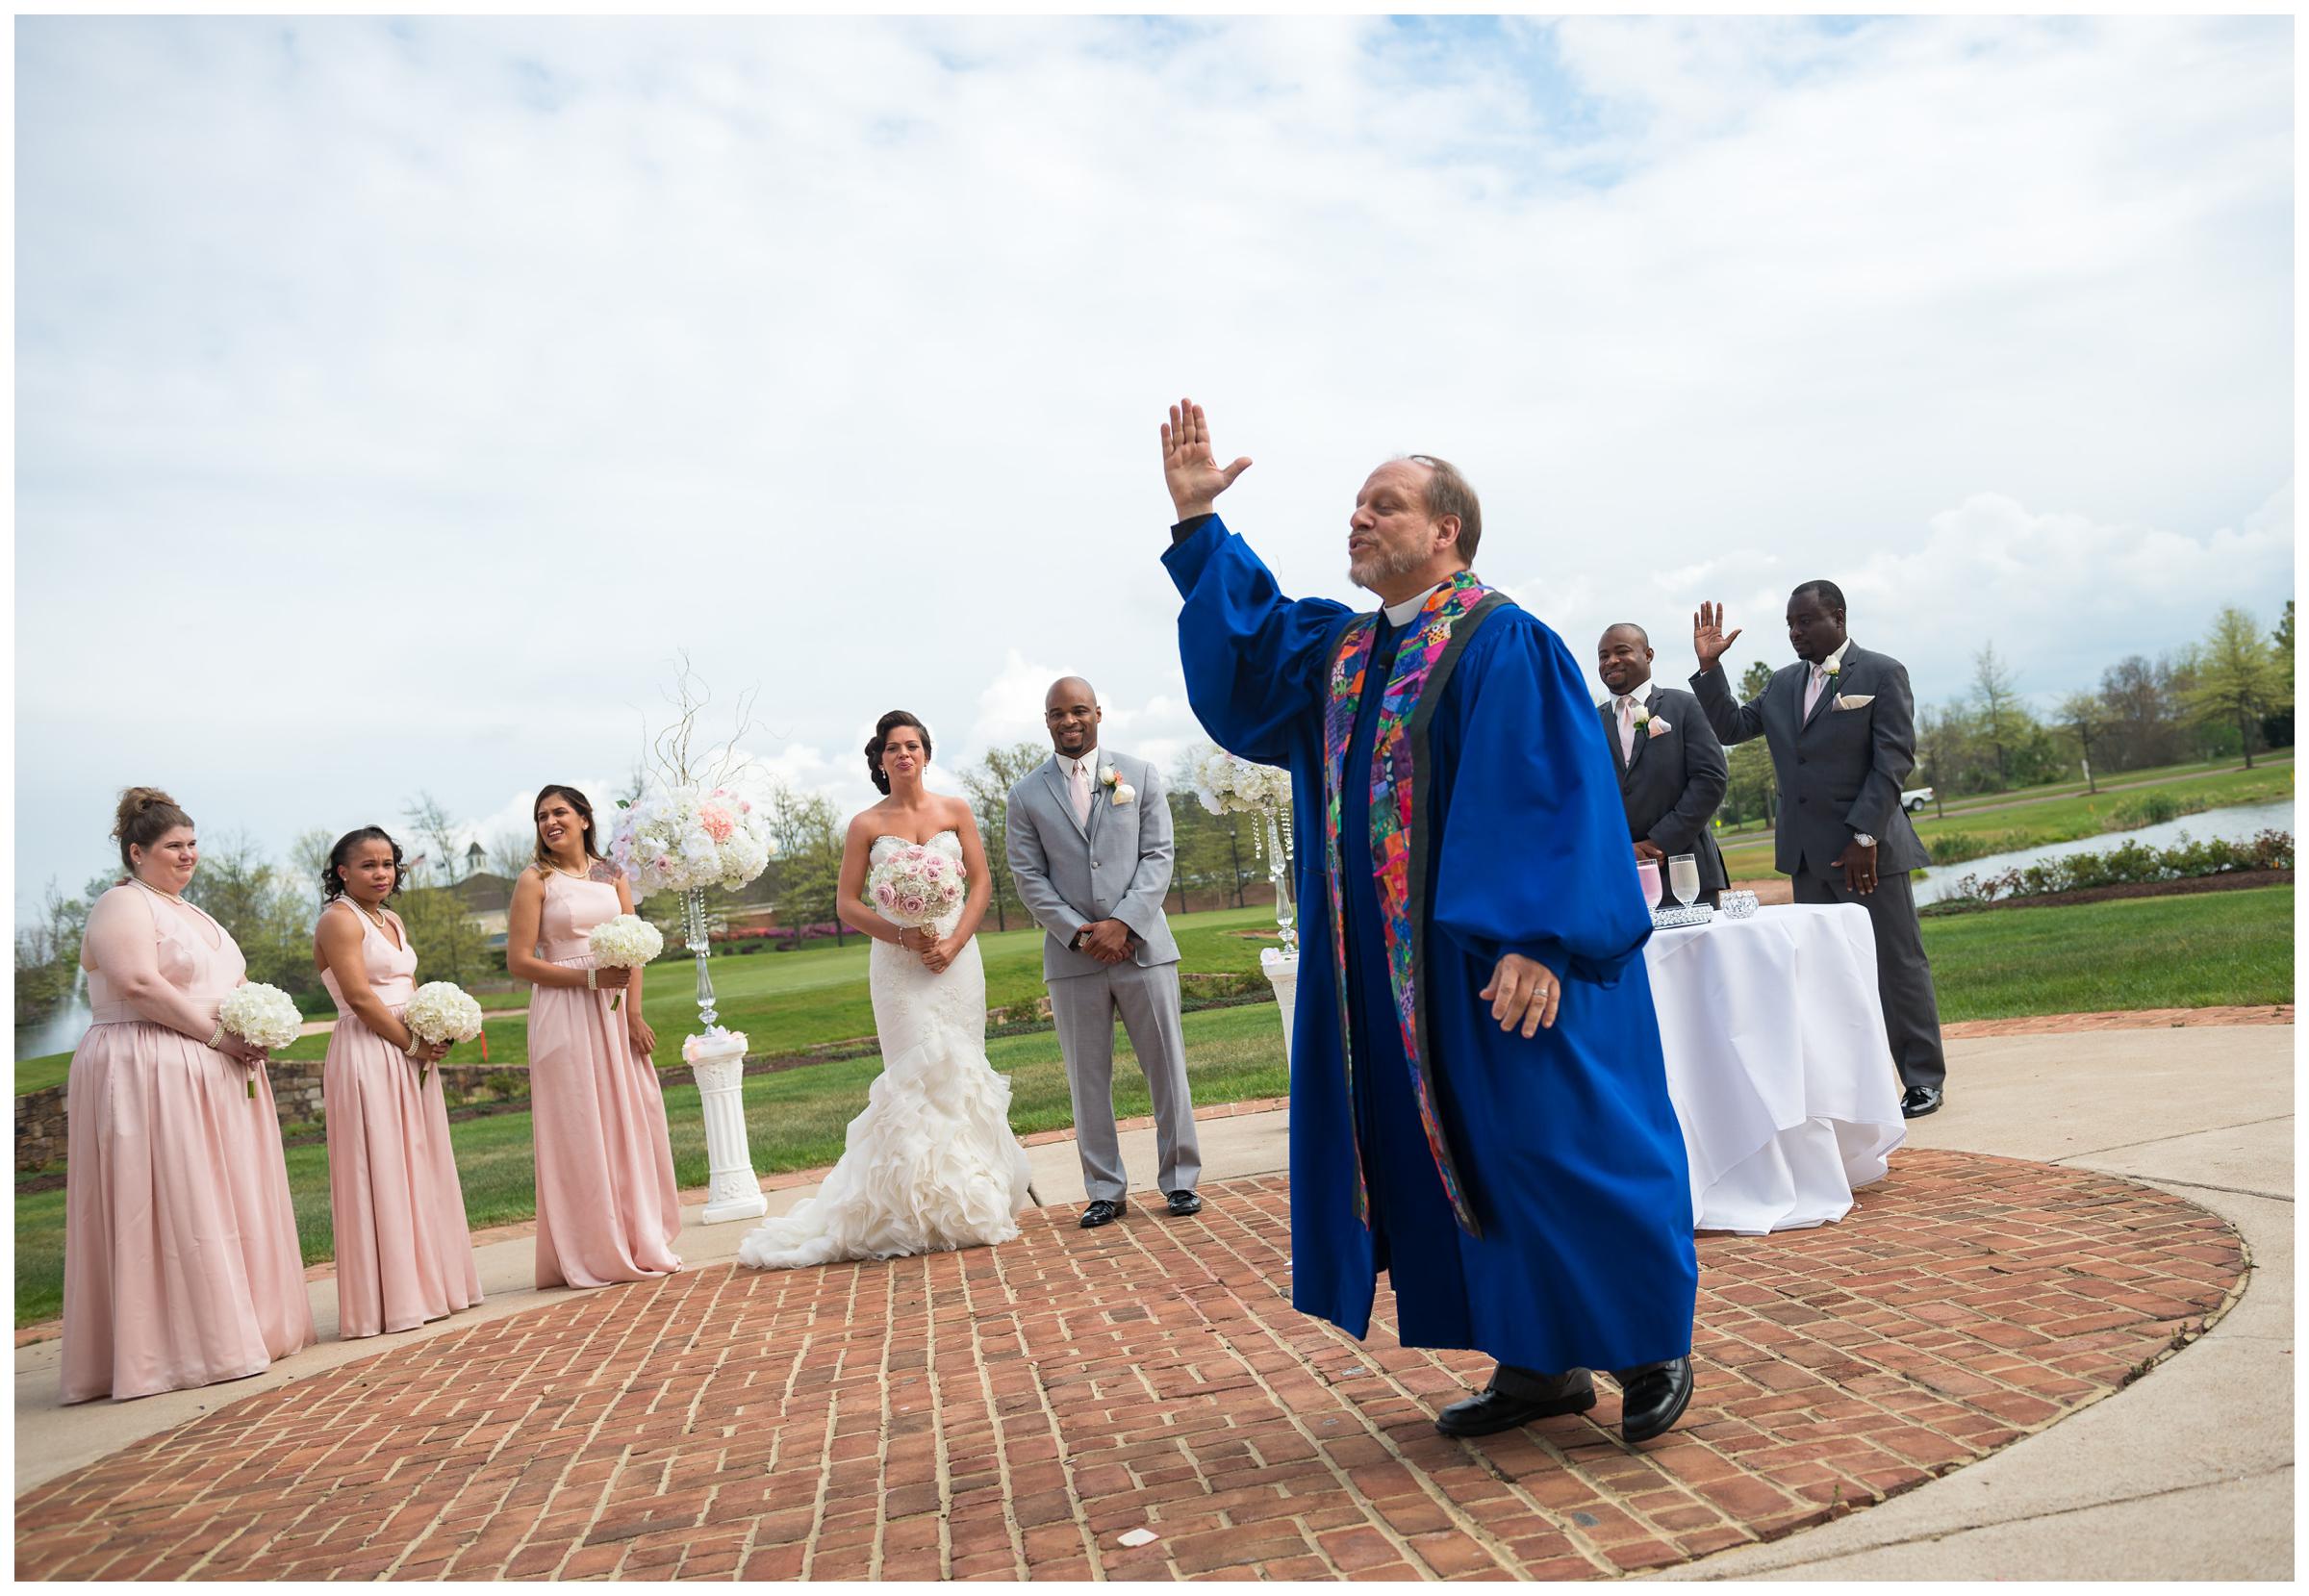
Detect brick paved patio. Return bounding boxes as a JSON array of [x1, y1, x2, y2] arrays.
[[15, 1150, 2243, 1581]]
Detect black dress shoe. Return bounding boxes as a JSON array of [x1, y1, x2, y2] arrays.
[[1164, 1190, 1203, 1217], [1900, 1085, 1944, 1119], [1078, 1198, 1127, 1229], [1613, 1356, 1693, 1444], [1434, 1366, 1595, 1437]]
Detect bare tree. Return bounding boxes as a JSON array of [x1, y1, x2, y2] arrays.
[[959, 741, 1050, 933], [2055, 693, 2108, 794], [1969, 644, 2028, 789]]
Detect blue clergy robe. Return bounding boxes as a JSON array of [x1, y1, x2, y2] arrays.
[[1165, 515, 1697, 1374]]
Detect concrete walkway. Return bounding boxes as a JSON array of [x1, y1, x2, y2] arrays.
[[13, 1024, 2291, 1580]]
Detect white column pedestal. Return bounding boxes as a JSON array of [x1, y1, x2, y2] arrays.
[[1259, 949, 1300, 1071], [688, 1035, 768, 1223]]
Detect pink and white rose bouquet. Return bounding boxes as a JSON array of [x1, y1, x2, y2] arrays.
[[867, 845, 966, 929]]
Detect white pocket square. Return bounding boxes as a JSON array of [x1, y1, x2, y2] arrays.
[[1833, 694, 1874, 710]]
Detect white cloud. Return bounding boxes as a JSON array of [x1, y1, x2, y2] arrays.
[[13, 15, 2292, 908]]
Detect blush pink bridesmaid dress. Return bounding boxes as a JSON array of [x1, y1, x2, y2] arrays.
[[319, 900, 483, 1338], [527, 871, 682, 1288], [61, 883, 317, 1403]]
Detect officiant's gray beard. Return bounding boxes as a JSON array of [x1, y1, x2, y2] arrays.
[[1349, 541, 1428, 592]]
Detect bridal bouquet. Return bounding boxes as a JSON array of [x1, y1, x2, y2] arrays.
[[586, 914, 665, 1011], [404, 981, 485, 1084], [867, 845, 965, 929], [1193, 746, 1291, 816], [218, 982, 302, 1098], [608, 784, 774, 900]]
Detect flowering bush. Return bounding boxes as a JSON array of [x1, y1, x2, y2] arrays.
[[1946, 829, 2293, 904], [1192, 745, 1291, 816], [867, 845, 966, 928], [608, 784, 774, 899]]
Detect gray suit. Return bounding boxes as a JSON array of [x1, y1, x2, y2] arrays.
[[1004, 749, 1200, 1201], [1691, 643, 1946, 1092], [1599, 682, 1730, 900]]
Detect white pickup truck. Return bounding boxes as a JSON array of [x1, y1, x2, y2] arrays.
[[1901, 787, 1935, 815]]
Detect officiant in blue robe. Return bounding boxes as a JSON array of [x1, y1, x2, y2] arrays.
[[1154, 400, 1698, 1443]]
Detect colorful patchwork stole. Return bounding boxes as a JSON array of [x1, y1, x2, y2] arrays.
[[1323, 571, 1512, 1238]]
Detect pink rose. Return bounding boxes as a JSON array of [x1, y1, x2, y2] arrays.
[[699, 804, 735, 842]]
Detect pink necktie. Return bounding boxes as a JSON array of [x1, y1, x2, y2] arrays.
[[1802, 665, 1826, 720], [1072, 760, 1092, 825], [1618, 699, 1637, 762]]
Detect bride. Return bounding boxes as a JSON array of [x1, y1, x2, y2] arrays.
[[737, 709, 1035, 1271]]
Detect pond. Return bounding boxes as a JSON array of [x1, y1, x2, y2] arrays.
[[1915, 798, 2296, 906]]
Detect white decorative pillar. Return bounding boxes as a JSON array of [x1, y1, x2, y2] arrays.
[[690, 1034, 768, 1223], [1260, 948, 1300, 1071], [679, 887, 766, 1223]]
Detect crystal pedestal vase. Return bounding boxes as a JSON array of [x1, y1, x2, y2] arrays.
[[681, 887, 767, 1223], [1257, 807, 1300, 1071]]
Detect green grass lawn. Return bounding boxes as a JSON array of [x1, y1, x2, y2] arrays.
[[1919, 885, 2293, 1021], [1717, 763, 2296, 880]]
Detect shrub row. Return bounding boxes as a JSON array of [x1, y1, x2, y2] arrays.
[[1941, 829, 2293, 905]]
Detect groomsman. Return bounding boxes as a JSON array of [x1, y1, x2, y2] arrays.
[[1596, 623, 1728, 906], [1689, 584, 1947, 1117]]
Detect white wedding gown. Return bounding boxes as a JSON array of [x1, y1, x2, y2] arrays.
[[737, 831, 1035, 1271]]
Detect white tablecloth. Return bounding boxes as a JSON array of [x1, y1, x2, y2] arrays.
[[1643, 902, 1907, 1234]]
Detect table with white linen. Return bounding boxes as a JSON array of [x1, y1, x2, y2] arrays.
[[1643, 902, 1907, 1234]]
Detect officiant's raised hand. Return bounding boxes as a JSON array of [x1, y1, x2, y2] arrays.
[[1692, 601, 1743, 672], [1161, 397, 1253, 520]]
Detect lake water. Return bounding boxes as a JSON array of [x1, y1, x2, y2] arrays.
[[1915, 798, 2296, 906], [14, 972, 90, 1065]]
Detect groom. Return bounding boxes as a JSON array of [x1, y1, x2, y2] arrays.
[[1005, 676, 1204, 1229]]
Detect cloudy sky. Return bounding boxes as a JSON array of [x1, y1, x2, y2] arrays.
[[14, 14, 2294, 910]]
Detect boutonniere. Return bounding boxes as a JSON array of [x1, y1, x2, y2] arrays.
[[1821, 656, 1842, 677], [1099, 764, 1135, 806], [1645, 715, 1672, 739]]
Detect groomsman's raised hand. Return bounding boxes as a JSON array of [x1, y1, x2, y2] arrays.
[[1161, 397, 1253, 520], [1691, 601, 1742, 673]]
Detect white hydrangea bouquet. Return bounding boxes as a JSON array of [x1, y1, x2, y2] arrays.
[[867, 845, 966, 929], [1194, 746, 1291, 816], [404, 981, 485, 1084], [585, 914, 665, 1011], [218, 982, 302, 1098], [608, 784, 774, 900]]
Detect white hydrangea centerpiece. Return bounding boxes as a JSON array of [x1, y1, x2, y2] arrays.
[[607, 785, 774, 900], [1193, 746, 1291, 816]]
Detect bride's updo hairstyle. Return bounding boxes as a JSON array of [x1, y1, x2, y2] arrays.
[[865, 711, 932, 795], [112, 786, 194, 874]]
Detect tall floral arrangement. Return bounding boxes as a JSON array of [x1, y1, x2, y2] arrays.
[[1193, 747, 1291, 817], [609, 786, 773, 899]]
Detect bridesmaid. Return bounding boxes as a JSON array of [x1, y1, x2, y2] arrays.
[[504, 783, 682, 1288], [315, 826, 484, 1338], [61, 788, 317, 1404]]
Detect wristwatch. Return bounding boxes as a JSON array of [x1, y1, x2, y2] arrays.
[[1852, 833, 1877, 849]]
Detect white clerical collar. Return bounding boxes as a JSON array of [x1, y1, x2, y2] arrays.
[[1382, 582, 1447, 628]]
